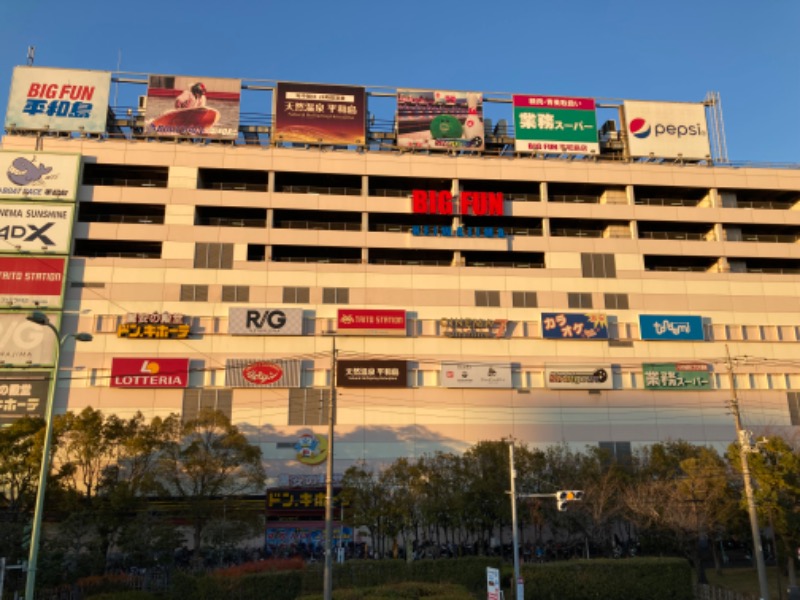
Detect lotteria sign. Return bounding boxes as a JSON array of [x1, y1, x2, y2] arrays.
[[624, 100, 711, 160], [110, 358, 190, 388]]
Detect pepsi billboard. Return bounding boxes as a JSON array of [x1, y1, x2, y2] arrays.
[[639, 315, 705, 341], [624, 101, 711, 160]]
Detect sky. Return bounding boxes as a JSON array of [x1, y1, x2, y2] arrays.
[[0, 0, 798, 165]]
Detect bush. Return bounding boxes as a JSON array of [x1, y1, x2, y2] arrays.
[[84, 593, 158, 600], [520, 557, 693, 600]]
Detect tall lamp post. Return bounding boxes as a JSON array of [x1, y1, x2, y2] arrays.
[[24, 312, 92, 600]]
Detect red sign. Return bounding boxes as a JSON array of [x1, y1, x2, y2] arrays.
[[110, 358, 190, 388], [337, 309, 406, 334], [0, 256, 65, 295], [243, 362, 284, 385], [412, 190, 504, 216]]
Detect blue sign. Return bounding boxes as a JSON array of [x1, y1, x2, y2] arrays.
[[542, 312, 609, 340], [639, 315, 704, 341]]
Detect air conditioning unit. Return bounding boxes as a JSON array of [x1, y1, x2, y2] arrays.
[[137, 96, 147, 111]]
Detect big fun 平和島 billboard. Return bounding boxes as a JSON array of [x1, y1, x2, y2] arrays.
[[5, 66, 111, 134]]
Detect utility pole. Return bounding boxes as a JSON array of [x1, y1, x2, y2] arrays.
[[323, 336, 337, 600], [508, 442, 522, 600], [726, 346, 770, 600]]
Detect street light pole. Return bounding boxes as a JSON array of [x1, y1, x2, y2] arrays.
[[24, 312, 92, 600], [323, 335, 337, 600], [726, 347, 770, 600]]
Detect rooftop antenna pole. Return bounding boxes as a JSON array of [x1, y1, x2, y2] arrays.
[[114, 49, 122, 107], [27, 46, 35, 66]]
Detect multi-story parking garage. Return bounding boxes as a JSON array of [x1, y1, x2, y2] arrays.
[[1, 66, 799, 498]]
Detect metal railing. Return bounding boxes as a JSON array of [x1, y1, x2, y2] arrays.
[[196, 217, 266, 228], [635, 197, 700, 207], [549, 194, 600, 204], [280, 185, 361, 196], [203, 182, 267, 192], [83, 177, 167, 188], [550, 229, 604, 238], [276, 221, 361, 231], [639, 231, 708, 241]]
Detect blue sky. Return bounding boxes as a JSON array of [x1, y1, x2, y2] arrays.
[[1, 0, 797, 164]]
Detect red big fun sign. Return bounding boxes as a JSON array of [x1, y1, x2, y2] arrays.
[[412, 190, 504, 216]]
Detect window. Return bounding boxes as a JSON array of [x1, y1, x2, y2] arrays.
[[475, 290, 501, 307], [568, 292, 593, 309], [182, 389, 232, 422], [288, 389, 331, 426], [283, 287, 310, 304], [222, 286, 250, 302], [70, 282, 106, 288], [581, 253, 617, 278], [180, 285, 209, 302], [322, 288, 349, 304], [599, 441, 632, 464], [788, 392, 800, 426], [604, 293, 629, 309], [194, 243, 234, 269], [512, 291, 538, 308]]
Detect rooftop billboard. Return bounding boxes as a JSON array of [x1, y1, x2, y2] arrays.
[[513, 95, 599, 155], [624, 100, 711, 160], [5, 66, 111, 133], [397, 89, 485, 151], [273, 82, 366, 145], [143, 74, 241, 140]]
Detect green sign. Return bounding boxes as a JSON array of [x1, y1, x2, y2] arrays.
[[513, 94, 599, 155], [643, 363, 712, 390]]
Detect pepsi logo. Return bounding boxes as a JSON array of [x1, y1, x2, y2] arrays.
[[629, 118, 651, 139]]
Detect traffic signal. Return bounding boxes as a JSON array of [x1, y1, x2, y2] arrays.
[[556, 490, 584, 511]]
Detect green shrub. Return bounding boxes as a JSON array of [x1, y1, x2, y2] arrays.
[[84, 593, 158, 600], [520, 557, 693, 600]]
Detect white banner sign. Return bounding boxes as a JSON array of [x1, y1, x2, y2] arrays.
[[0, 152, 81, 202], [624, 100, 711, 160], [545, 365, 614, 389], [441, 362, 512, 388], [228, 307, 304, 335], [5, 66, 111, 134], [0, 313, 59, 365], [0, 202, 74, 253]]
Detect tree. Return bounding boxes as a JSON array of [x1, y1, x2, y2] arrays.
[[154, 408, 266, 560]]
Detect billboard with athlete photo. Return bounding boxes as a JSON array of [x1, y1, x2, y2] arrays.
[[143, 74, 241, 140], [397, 89, 485, 151]]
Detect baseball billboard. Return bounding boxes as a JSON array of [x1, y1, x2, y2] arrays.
[[0, 151, 81, 202], [143, 74, 241, 140], [273, 82, 366, 145], [0, 256, 66, 308], [0, 202, 74, 254], [513, 95, 599, 155], [5, 66, 111, 134], [397, 89, 484, 151], [624, 100, 711, 160]]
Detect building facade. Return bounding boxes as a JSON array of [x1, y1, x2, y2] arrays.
[[1, 67, 800, 490]]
